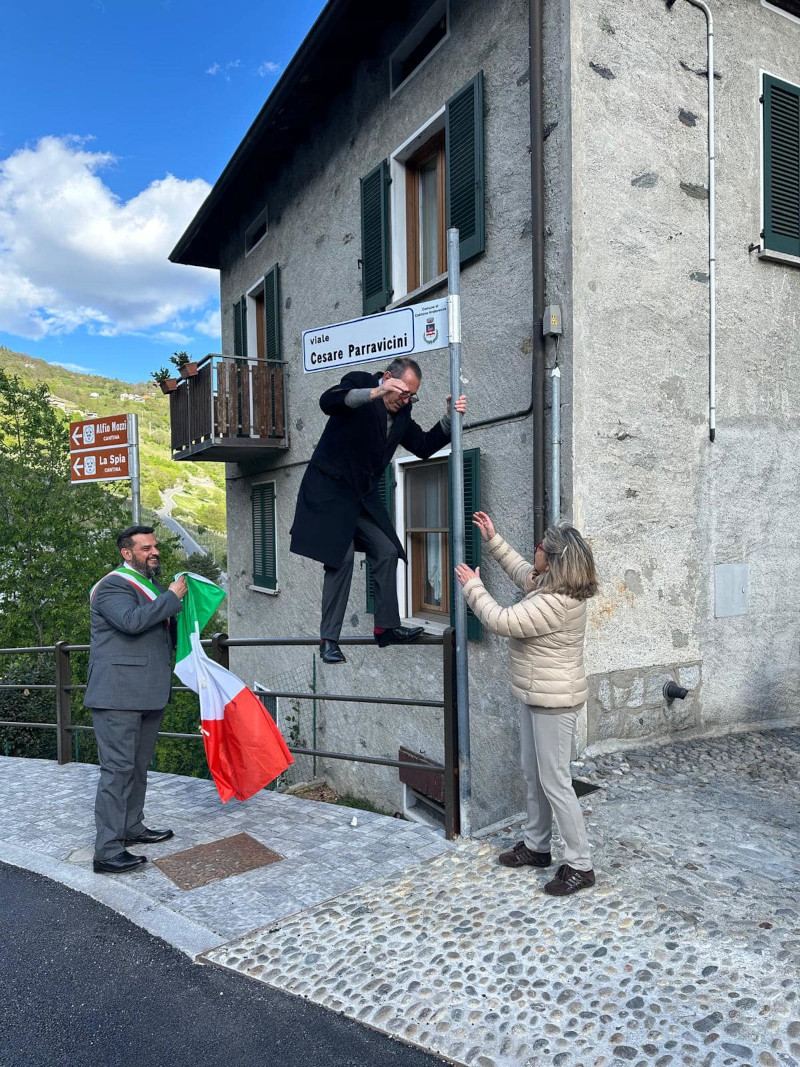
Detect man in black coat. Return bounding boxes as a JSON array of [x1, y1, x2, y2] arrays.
[[290, 356, 466, 663]]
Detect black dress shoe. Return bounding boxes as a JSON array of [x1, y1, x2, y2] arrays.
[[375, 626, 424, 647], [93, 851, 147, 874], [124, 827, 174, 845], [319, 639, 346, 663]]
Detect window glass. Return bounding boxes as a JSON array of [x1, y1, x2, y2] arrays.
[[406, 459, 449, 616]]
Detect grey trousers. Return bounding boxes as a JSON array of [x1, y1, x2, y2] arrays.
[[92, 707, 164, 860], [321, 509, 401, 640], [519, 703, 592, 871]]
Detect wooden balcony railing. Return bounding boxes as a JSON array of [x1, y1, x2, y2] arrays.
[[169, 354, 288, 462]]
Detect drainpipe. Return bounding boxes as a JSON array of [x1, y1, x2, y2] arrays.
[[530, 0, 546, 537], [673, 0, 716, 441]]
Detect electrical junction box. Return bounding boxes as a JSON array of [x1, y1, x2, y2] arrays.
[[543, 305, 563, 336]]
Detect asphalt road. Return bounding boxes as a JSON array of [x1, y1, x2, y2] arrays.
[[0, 863, 443, 1067], [156, 509, 206, 557]]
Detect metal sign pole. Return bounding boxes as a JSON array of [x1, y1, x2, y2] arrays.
[[447, 227, 471, 838], [128, 412, 141, 524]]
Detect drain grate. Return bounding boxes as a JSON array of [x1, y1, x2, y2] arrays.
[[154, 832, 283, 890], [571, 778, 601, 798]]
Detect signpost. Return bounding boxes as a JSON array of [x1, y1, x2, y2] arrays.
[[69, 412, 141, 522], [302, 297, 448, 373]]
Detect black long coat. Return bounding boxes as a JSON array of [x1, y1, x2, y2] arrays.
[[290, 371, 450, 568]]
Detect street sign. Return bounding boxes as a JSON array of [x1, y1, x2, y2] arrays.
[[71, 447, 131, 484], [70, 414, 129, 451], [302, 297, 448, 373]]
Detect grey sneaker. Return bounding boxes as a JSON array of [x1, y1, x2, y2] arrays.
[[498, 841, 552, 868]]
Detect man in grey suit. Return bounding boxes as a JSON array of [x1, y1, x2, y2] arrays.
[[84, 525, 187, 874]]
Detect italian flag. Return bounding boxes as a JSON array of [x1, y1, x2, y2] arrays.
[[174, 573, 293, 802]]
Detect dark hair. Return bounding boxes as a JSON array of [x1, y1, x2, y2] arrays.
[[386, 357, 422, 380], [117, 525, 155, 552]]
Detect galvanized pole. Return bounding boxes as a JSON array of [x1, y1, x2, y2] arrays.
[[549, 365, 561, 525], [447, 227, 471, 837], [128, 412, 141, 524]]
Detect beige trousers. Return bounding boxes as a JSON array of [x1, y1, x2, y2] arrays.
[[519, 703, 592, 871]]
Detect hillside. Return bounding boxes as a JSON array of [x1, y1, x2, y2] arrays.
[[0, 346, 226, 536]]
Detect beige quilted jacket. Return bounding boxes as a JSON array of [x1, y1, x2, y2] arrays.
[[462, 533, 588, 708]]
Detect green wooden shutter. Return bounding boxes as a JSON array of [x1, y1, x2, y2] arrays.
[[264, 264, 281, 361], [252, 482, 277, 590], [448, 447, 482, 640], [366, 465, 396, 613], [764, 75, 800, 257], [360, 160, 392, 314], [446, 71, 485, 265], [233, 296, 248, 357]]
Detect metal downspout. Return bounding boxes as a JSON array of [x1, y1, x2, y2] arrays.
[[682, 0, 716, 442], [530, 0, 546, 538]]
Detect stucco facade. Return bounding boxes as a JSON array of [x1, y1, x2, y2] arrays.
[[174, 0, 800, 831]]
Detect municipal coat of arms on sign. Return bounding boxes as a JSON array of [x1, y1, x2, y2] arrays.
[[424, 317, 438, 345]]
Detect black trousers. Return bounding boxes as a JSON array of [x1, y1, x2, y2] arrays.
[[320, 509, 401, 639]]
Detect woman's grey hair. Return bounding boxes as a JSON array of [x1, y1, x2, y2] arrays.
[[534, 523, 598, 600]]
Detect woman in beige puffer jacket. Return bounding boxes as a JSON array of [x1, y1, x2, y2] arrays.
[[455, 513, 598, 897]]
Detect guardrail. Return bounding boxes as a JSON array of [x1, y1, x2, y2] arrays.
[[0, 631, 460, 838]]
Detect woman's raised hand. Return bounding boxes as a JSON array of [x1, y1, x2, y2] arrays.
[[454, 563, 480, 587], [472, 511, 496, 542]]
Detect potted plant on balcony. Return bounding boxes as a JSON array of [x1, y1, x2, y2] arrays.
[[170, 350, 199, 379], [151, 367, 179, 394]]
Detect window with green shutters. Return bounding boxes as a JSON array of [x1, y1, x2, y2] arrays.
[[252, 482, 277, 590], [232, 296, 248, 357], [360, 160, 392, 314], [763, 73, 800, 258], [446, 71, 485, 265], [365, 465, 396, 612], [366, 450, 482, 640], [263, 264, 281, 361], [448, 448, 482, 640]]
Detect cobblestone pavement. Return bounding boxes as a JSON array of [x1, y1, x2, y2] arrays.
[[206, 727, 800, 1067]]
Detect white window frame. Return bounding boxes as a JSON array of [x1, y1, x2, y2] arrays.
[[390, 0, 449, 97], [245, 206, 268, 257], [761, 0, 800, 26], [249, 478, 280, 595], [389, 107, 446, 305], [246, 277, 263, 362], [392, 446, 452, 632]]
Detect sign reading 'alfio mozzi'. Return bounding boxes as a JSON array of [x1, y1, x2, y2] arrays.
[[302, 298, 448, 373]]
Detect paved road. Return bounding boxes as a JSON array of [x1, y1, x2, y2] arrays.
[[156, 509, 206, 557], [0, 863, 442, 1067]]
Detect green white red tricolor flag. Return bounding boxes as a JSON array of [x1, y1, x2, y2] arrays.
[[173, 573, 293, 802]]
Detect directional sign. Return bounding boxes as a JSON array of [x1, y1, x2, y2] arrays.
[[71, 447, 130, 484], [70, 414, 129, 452], [302, 297, 448, 373]]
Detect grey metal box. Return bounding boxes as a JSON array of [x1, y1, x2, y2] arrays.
[[714, 563, 748, 618]]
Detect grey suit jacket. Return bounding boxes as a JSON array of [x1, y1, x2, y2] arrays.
[[83, 573, 183, 712]]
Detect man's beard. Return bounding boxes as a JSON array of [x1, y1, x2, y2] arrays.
[[129, 559, 161, 580]]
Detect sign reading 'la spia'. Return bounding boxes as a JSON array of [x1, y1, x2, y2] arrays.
[[302, 298, 448, 373]]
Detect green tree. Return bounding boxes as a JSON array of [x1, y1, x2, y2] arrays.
[[184, 551, 222, 583], [0, 370, 130, 648]]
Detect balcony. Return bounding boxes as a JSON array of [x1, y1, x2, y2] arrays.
[[169, 354, 288, 463]]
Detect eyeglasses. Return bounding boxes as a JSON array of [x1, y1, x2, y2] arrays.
[[397, 390, 418, 404]]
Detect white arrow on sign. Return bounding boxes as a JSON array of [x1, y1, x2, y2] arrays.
[[71, 426, 83, 447], [72, 457, 83, 476]]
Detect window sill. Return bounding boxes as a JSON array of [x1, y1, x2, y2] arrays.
[[249, 584, 280, 596], [757, 247, 800, 268], [404, 616, 449, 635], [388, 273, 448, 310]]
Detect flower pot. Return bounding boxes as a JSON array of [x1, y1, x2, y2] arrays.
[[159, 378, 179, 394], [179, 362, 199, 379]]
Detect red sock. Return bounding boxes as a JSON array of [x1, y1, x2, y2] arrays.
[[373, 626, 386, 635]]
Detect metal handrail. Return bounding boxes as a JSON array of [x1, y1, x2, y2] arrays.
[[0, 630, 460, 837]]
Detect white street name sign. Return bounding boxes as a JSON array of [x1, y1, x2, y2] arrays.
[[302, 298, 448, 373]]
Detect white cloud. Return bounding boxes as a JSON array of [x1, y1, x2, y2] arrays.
[[257, 60, 281, 77], [195, 307, 221, 339], [52, 361, 93, 374], [0, 136, 217, 343], [206, 59, 241, 81]]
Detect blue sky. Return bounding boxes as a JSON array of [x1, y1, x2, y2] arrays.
[[0, 0, 325, 382]]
